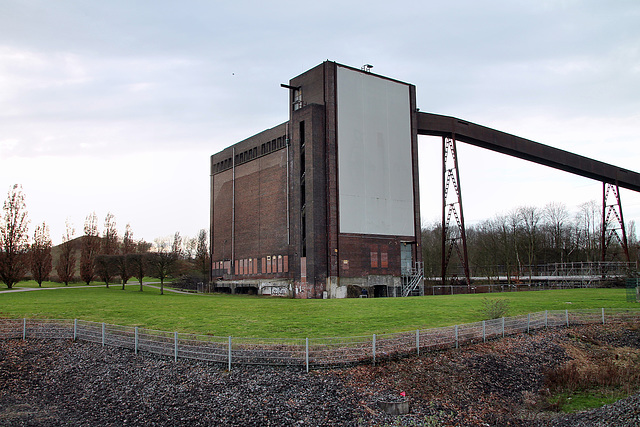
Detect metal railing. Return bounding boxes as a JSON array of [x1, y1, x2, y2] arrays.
[[1, 308, 639, 372], [401, 262, 424, 297]]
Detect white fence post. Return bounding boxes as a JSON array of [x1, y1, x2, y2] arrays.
[[482, 320, 486, 343], [602, 307, 605, 324], [305, 338, 309, 373], [102, 323, 105, 346], [135, 327, 138, 355], [416, 330, 420, 356], [228, 336, 232, 371], [73, 319, 77, 341], [502, 317, 505, 338], [372, 334, 376, 366], [174, 332, 178, 362], [22, 318, 26, 340], [455, 325, 459, 348], [527, 313, 531, 334], [565, 309, 569, 327]]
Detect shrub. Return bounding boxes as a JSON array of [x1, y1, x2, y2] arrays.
[[480, 298, 510, 319]]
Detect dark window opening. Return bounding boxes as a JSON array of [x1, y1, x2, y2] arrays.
[[293, 88, 302, 110]]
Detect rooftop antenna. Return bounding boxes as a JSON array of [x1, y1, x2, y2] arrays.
[[361, 64, 373, 72]]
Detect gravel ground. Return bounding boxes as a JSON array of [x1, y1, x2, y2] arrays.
[[1, 323, 639, 426]]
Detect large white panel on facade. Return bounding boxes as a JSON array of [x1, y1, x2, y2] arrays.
[[337, 66, 415, 237]]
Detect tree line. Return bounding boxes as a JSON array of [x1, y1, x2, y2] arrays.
[[0, 184, 210, 293], [422, 201, 638, 280]]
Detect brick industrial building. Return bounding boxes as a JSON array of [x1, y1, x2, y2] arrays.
[[210, 61, 423, 298]]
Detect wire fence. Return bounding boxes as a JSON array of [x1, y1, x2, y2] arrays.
[[1, 308, 639, 372]]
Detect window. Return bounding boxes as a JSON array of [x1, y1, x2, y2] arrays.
[[299, 120, 307, 258], [293, 87, 302, 110], [370, 251, 378, 268]]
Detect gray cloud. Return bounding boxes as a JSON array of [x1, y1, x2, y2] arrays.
[[1, 0, 639, 243]]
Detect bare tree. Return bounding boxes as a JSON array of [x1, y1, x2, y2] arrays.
[[577, 200, 601, 262], [115, 223, 135, 290], [421, 198, 639, 282], [544, 202, 570, 263], [56, 220, 76, 286], [470, 219, 502, 281], [518, 206, 541, 280], [0, 185, 30, 289], [149, 238, 176, 295], [421, 222, 442, 279], [97, 212, 119, 288], [80, 212, 100, 285], [507, 209, 523, 279], [170, 231, 191, 277], [95, 254, 117, 287], [195, 229, 209, 281], [102, 212, 118, 255], [30, 222, 52, 287], [172, 231, 183, 259], [127, 239, 152, 291]]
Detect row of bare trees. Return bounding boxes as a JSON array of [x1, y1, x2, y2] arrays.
[[0, 184, 210, 292], [422, 201, 637, 279], [0, 185, 57, 289]]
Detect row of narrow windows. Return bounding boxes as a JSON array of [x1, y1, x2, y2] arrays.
[[340, 249, 389, 271], [212, 255, 289, 276], [211, 135, 287, 174], [299, 121, 306, 257], [370, 250, 389, 269]]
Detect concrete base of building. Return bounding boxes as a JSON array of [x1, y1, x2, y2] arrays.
[[327, 275, 401, 298], [327, 276, 346, 299], [214, 279, 293, 297]]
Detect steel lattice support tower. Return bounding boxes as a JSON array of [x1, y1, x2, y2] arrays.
[[441, 136, 471, 286], [601, 182, 630, 262]]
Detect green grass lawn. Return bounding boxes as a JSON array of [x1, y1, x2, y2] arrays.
[[0, 286, 638, 338], [551, 390, 628, 413]]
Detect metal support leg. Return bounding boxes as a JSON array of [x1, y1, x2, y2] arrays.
[[441, 135, 471, 288], [601, 182, 630, 262]]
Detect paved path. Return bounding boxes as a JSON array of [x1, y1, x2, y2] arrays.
[[0, 283, 195, 295]]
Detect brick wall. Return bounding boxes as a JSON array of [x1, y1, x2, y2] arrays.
[[211, 124, 291, 281]]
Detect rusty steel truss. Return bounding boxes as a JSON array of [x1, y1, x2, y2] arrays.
[[602, 182, 630, 262], [417, 112, 640, 284], [441, 136, 471, 286]]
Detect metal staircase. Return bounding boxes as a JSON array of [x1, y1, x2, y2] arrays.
[[401, 262, 424, 297]]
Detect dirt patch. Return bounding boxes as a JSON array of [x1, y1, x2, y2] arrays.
[[341, 323, 640, 426]]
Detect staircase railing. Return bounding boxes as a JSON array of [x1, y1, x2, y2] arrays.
[[402, 262, 424, 297]]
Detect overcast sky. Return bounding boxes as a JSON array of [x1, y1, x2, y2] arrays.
[[1, 0, 640, 245]]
